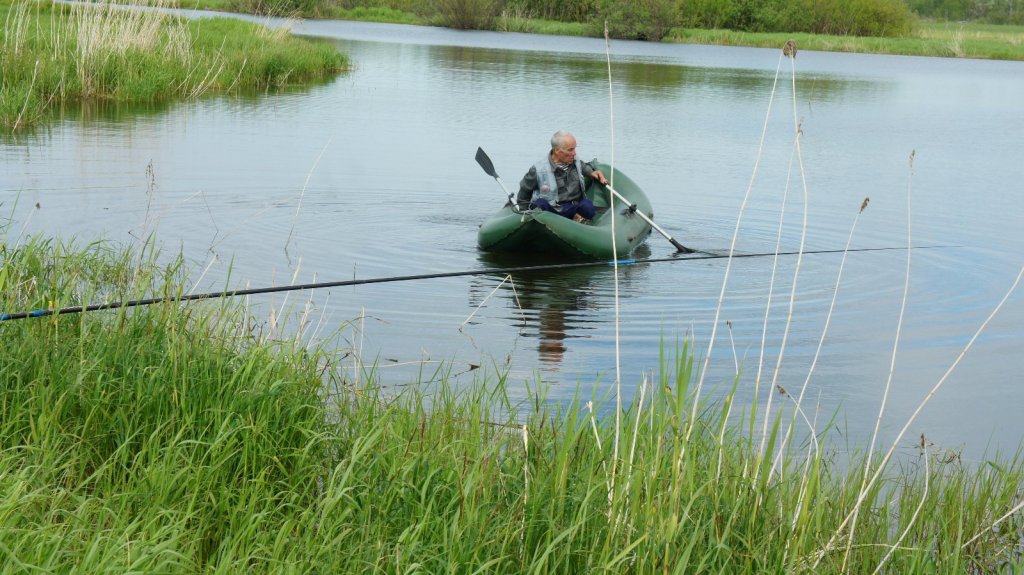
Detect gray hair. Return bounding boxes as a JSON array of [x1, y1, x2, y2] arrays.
[[550, 130, 574, 150]]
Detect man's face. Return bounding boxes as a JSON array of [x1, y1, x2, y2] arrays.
[[552, 136, 577, 165]]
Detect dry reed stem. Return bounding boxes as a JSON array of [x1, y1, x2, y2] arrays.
[[716, 390, 734, 481], [872, 444, 930, 574], [754, 132, 795, 469], [12, 59, 40, 133], [961, 497, 1024, 550], [286, 138, 332, 261], [603, 18, 624, 509], [771, 196, 869, 479], [585, 400, 614, 505], [726, 320, 738, 374], [71, 1, 173, 96], [459, 274, 519, 344], [756, 51, 807, 482], [844, 150, 915, 569], [748, 137, 794, 475], [693, 45, 788, 462], [813, 261, 1024, 568], [618, 377, 647, 531], [187, 252, 221, 296], [3, 0, 31, 56], [782, 395, 822, 566]]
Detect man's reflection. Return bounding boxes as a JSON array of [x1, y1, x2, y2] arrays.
[[471, 249, 648, 369]]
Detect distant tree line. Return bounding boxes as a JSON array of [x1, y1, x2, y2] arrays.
[[908, 0, 1024, 23], [229, 0, 1023, 40]]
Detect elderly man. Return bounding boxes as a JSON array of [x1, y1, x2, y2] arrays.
[[516, 130, 608, 224]]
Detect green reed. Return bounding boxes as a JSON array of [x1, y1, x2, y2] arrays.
[[1, 234, 1023, 572], [0, 0, 346, 131]]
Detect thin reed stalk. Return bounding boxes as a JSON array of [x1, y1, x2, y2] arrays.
[[844, 150, 915, 568], [603, 19, 624, 507], [777, 196, 869, 464], [696, 43, 789, 466]]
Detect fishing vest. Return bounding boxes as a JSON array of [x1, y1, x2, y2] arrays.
[[532, 157, 586, 207]]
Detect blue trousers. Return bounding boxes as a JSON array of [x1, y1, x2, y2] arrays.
[[531, 197, 596, 220]]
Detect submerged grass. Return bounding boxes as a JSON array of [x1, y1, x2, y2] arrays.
[[0, 0, 347, 131], [2, 234, 1024, 572]]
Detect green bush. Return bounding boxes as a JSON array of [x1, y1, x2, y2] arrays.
[[599, 0, 678, 40], [432, 0, 501, 29], [503, 0, 598, 22], [227, 0, 332, 17], [675, 0, 917, 36]]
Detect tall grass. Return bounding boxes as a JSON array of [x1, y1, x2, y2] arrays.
[[2, 232, 1024, 572], [0, 0, 347, 131]]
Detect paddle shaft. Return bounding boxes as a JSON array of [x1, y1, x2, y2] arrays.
[[604, 184, 693, 254], [476, 147, 692, 252], [475, 147, 519, 212]]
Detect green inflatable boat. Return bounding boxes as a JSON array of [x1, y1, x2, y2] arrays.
[[477, 162, 654, 260]]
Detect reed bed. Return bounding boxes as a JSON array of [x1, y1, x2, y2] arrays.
[[1, 234, 1022, 572], [0, 0, 346, 131]]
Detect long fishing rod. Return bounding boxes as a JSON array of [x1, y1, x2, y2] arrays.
[[0, 246, 949, 321]]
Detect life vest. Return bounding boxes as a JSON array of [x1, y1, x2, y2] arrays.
[[531, 157, 586, 207]]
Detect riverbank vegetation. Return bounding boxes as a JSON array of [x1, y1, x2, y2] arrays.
[[177, 0, 1024, 60], [2, 234, 1023, 571], [0, 0, 346, 131]]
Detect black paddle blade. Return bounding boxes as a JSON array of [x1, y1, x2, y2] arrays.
[[672, 239, 695, 254], [475, 147, 499, 179]]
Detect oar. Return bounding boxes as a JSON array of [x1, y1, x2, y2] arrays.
[[475, 147, 518, 212], [604, 183, 694, 254]]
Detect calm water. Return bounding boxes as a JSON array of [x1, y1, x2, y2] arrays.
[[3, 15, 1024, 459]]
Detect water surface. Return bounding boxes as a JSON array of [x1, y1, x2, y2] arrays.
[[3, 16, 1024, 459]]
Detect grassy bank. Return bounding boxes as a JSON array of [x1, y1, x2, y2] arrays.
[[171, 0, 1024, 61], [665, 21, 1024, 60], [0, 0, 347, 132], [2, 234, 1023, 572]]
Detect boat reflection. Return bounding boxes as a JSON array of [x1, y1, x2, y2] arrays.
[[470, 246, 651, 369]]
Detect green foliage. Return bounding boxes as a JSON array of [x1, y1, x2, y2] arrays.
[[910, 0, 1024, 24], [227, 0, 330, 17], [677, 0, 736, 29], [2, 235, 1024, 571], [0, 236, 328, 570], [431, 0, 501, 29], [674, 0, 917, 36], [334, 5, 423, 23], [598, 0, 677, 41], [502, 0, 598, 22], [0, 1, 346, 131]]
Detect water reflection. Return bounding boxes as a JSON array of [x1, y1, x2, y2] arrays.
[[472, 247, 651, 369], [0, 75, 340, 144], [426, 43, 874, 100]]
